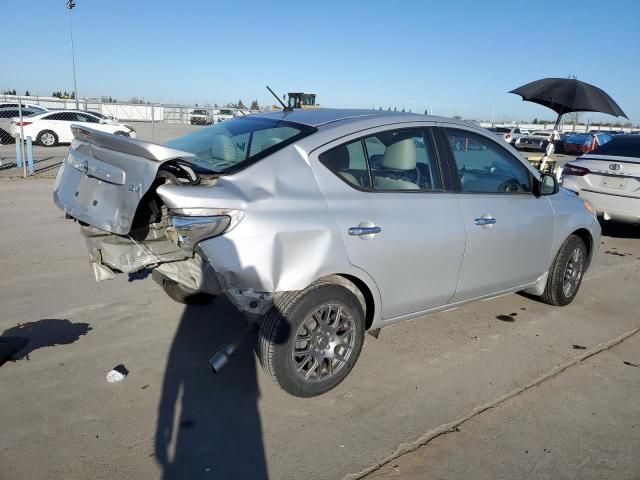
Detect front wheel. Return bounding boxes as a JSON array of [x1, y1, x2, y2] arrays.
[[541, 235, 588, 306], [258, 281, 365, 397]]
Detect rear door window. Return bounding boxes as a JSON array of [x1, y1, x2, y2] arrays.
[[366, 129, 442, 191], [319, 139, 371, 189]]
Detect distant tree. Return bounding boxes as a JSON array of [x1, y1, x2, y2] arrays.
[[214, 103, 218, 108], [25, 90, 30, 96], [387, 106, 391, 111], [237, 99, 245, 109], [250, 100, 259, 110], [424, 109, 428, 115], [70, 91, 75, 99], [409, 109, 412, 113], [108, 96, 113, 102], [453, 115, 462, 120], [532, 118, 539, 124], [11, 89, 16, 95], [401, 108, 405, 112], [393, 107, 397, 112]]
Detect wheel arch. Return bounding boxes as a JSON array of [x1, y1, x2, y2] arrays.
[[314, 273, 378, 331], [572, 228, 594, 268]]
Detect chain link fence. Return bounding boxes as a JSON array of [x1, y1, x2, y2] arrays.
[[0, 94, 252, 179]]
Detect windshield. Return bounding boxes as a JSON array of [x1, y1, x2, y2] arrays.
[[165, 117, 316, 173]]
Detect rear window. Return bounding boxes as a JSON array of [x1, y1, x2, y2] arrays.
[[192, 110, 207, 115], [590, 136, 640, 158], [490, 127, 510, 133], [566, 133, 591, 144], [165, 117, 316, 173]]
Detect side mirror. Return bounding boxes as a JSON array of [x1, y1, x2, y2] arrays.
[[537, 173, 558, 196]]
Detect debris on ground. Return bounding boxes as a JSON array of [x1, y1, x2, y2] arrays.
[[572, 344, 587, 350], [106, 364, 129, 383]]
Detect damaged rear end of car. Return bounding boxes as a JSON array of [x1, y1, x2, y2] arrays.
[[53, 125, 230, 300]]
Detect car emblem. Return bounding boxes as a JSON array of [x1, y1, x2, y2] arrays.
[[80, 161, 88, 174], [609, 163, 621, 171]]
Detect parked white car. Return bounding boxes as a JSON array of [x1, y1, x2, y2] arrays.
[[0, 106, 43, 143], [10, 110, 136, 146], [213, 108, 236, 123], [515, 130, 552, 151], [561, 135, 640, 224], [489, 127, 530, 145]]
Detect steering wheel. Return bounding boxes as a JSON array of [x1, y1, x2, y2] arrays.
[[497, 179, 526, 193]]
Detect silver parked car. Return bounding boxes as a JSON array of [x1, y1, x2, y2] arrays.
[[561, 135, 640, 224], [53, 109, 601, 396]]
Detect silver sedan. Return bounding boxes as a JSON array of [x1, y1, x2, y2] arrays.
[[53, 109, 601, 396]]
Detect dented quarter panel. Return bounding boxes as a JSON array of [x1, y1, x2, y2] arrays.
[[159, 142, 384, 325]]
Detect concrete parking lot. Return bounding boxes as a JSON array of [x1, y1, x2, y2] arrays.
[[1, 179, 639, 480]]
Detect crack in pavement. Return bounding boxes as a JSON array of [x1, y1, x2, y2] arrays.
[[345, 325, 640, 480]]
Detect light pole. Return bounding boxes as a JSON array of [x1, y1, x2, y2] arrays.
[[67, 0, 79, 109]]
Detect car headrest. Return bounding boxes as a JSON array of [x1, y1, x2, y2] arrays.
[[210, 135, 237, 162], [325, 145, 350, 171], [382, 139, 416, 170]]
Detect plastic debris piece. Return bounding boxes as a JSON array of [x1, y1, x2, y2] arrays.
[[106, 364, 129, 382]]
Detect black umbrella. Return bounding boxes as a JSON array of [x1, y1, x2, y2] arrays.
[[510, 77, 627, 128]]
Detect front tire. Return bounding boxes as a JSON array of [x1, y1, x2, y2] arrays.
[[541, 235, 587, 306], [259, 281, 365, 397], [37, 130, 58, 147]]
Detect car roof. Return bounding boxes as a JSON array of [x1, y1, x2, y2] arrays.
[[250, 108, 470, 129]]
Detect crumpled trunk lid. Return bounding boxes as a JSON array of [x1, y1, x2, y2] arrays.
[[53, 125, 195, 235]]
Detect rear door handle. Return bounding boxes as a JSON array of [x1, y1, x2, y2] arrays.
[[348, 226, 382, 236], [474, 217, 496, 226]]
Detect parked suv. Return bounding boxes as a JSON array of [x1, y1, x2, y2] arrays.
[[190, 109, 213, 125], [53, 110, 600, 397]]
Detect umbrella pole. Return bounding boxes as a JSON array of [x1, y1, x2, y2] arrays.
[[540, 113, 562, 174]]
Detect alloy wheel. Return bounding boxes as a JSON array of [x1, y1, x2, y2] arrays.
[[292, 304, 356, 383], [41, 132, 55, 146], [563, 247, 584, 297]]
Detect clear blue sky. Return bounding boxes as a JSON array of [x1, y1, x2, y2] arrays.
[[3, 0, 639, 123]]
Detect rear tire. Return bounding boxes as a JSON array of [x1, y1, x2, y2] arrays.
[[37, 130, 58, 147], [258, 280, 365, 397], [153, 270, 216, 305], [541, 235, 587, 306]]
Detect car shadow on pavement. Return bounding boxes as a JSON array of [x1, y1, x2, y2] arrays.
[[155, 297, 269, 480], [600, 221, 640, 239]]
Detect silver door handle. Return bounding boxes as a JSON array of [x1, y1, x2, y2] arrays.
[[474, 217, 496, 226], [348, 226, 382, 236]]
